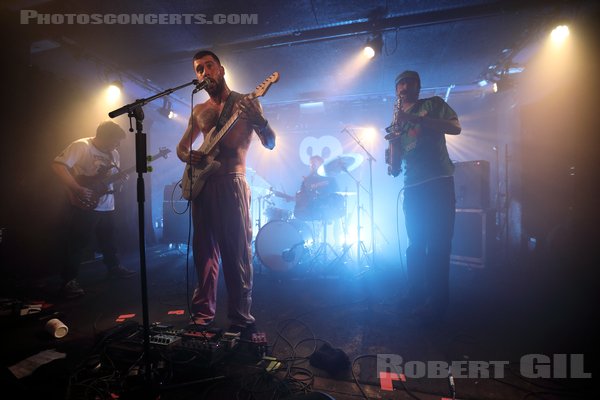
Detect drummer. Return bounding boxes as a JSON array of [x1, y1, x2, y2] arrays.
[[272, 155, 338, 218], [294, 155, 344, 248], [301, 155, 339, 200]]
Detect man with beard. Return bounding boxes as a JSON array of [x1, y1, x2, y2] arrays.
[[388, 70, 461, 322], [176, 50, 276, 337]]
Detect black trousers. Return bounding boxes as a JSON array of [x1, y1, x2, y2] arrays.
[[403, 176, 455, 313], [61, 207, 120, 282]]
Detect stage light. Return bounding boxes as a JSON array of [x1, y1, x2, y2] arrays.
[[492, 82, 498, 93], [363, 34, 383, 59], [550, 25, 569, 45], [360, 126, 377, 143], [158, 98, 176, 119], [106, 80, 122, 103]]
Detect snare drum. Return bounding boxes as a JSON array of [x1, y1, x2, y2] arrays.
[[255, 219, 313, 272]]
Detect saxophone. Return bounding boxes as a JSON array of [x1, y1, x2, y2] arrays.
[[384, 97, 403, 177]]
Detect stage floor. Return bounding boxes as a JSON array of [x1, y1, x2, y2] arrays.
[[1, 243, 596, 399]]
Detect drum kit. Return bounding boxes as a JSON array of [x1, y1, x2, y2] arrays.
[[251, 153, 364, 273]]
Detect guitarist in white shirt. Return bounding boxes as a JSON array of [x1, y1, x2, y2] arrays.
[[176, 50, 276, 337], [52, 121, 135, 299]]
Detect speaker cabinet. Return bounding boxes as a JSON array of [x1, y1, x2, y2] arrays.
[[454, 160, 490, 209], [451, 208, 494, 268], [162, 183, 190, 244]]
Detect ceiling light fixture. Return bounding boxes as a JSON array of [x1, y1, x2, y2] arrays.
[[158, 98, 176, 119], [363, 33, 383, 59]]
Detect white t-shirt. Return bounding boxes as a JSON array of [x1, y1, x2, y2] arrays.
[[54, 137, 120, 211]]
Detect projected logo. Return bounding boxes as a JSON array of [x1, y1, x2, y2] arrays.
[[298, 135, 343, 166]]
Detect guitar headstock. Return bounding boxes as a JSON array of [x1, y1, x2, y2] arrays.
[[253, 72, 280, 98], [156, 147, 171, 159]]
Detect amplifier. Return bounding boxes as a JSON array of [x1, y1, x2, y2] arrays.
[[451, 208, 495, 268], [454, 160, 490, 209]]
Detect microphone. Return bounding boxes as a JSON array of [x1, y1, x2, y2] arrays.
[[192, 78, 210, 94]]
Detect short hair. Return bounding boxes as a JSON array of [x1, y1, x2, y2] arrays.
[[96, 121, 126, 141], [193, 50, 221, 65]]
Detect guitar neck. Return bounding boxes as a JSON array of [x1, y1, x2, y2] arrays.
[[103, 166, 135, 186], [101, 151, 168, 186], [201, 109, 242, 155], [200, 92, 259, 155]]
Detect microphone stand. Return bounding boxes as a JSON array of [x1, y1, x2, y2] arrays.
[[108, 79, 201, 387], [342, 127, 377, 268]]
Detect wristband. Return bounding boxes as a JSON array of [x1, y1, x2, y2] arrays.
[[257, 119, 268, 132]]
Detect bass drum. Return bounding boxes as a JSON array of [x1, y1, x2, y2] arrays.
[[255, 219, 313, 272]]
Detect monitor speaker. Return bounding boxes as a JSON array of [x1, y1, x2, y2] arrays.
[[451, 208, 494, 268]]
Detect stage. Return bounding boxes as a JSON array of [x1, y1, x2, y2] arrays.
[[1, 243, 595, 399]]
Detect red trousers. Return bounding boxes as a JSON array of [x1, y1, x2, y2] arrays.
[[191, 173, 255, 326]]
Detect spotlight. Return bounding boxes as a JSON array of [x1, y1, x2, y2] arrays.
[[106, 80, 122, 103], [491, 75, 516, 94], [550, 24, 569, 45], [363, 34, 383, 59], [158, 98, 176, 119]]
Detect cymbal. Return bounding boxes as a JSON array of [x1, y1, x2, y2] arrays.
[[246, 167, 271, 192], [270, 188, 296, 202], [335, 191, 357, 196], [317, 153, 364, 177]]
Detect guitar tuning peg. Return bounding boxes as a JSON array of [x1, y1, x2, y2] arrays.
[[147, 166, 153, 172], [146, 155, 152, 161]]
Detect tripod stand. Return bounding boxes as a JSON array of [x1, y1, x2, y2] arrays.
[[341, 167, 371, 269], [310, 214, 340, 271], [342, 127, 377, 269]]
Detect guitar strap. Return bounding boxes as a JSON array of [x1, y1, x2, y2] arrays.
[[215, 91, 242, 133]]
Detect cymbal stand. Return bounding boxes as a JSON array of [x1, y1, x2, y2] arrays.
[[340, 166, 370, 269], [309, 216, 339, 273], [342, 127, 377, 268], [253, 192, 273, 274]]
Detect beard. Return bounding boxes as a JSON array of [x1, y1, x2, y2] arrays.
[[399, 88, 419, 102], [205, 75, 225, 97]]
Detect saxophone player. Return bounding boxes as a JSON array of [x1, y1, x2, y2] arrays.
[[388, 70, 461, 323]]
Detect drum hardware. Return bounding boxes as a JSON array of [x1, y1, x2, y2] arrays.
[[316, 153, 363, 177], [342, 128, 384, 268], [255, 191, 274, 230], [265, 206, 292, 223], [334, 191, 357, 196], [246, 167, 271, 195], [307, 217, 340, 271], [281, 241, 305, 262]]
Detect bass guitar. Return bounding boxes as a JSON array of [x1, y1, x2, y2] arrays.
[[68, 147, 171, 210], [180, 72, 280, 201]]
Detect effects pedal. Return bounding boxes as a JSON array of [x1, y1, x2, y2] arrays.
[[149, 333, 180, 347]]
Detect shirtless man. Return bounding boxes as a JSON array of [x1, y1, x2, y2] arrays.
[[176, 50, 276, 335]]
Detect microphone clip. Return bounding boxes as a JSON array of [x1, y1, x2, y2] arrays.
[[192, 78, 209, 94]]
